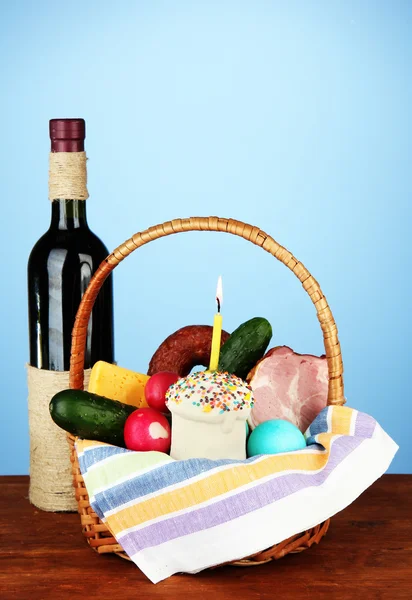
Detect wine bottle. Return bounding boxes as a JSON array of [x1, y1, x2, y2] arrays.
[[27, 119, 114, 511], [28, 118, 114, 370]]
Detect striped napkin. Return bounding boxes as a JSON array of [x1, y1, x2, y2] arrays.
[[76, 406, 398, 583]]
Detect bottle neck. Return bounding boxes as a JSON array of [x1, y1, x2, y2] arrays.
[[50, 199, 89, 231]]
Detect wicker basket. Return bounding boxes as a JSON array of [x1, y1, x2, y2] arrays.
[[68, 216, 345, 565]]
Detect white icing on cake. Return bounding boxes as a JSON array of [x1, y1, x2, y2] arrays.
[[166, 371, 254, 460]]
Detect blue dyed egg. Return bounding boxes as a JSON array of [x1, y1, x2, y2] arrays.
[[247, 419, 306, 457], [245, 421, 250, 438]]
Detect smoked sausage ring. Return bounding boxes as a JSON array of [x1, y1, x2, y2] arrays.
[[148, 325, 230, 377]]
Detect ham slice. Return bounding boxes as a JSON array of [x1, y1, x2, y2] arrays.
[[248, 346, 328, 433]]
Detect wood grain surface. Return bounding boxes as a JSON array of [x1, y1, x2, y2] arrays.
[[1, 475, 411, 600]]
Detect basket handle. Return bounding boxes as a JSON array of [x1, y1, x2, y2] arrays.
[[69, 217, 345, 406]]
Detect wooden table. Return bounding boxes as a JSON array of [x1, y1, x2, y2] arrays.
[[1, 475, 411, 599]]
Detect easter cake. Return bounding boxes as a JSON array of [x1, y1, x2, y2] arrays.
[[166, 370, 254, 460]]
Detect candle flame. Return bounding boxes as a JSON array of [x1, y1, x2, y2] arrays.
[[216, 275, 223, 312]]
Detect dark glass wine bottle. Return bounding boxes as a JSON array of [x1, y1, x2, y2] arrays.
[[28, 118, 114, 371]]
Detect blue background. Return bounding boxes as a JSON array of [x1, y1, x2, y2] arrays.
[[0, 1, 410, 474]]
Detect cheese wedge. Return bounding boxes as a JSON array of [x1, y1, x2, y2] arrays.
[[88, 361, 149, 409]]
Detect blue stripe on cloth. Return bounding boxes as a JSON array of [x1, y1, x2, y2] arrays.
[[306, 407, 330, 439], [78, 444, 130, 474], [118, 435, 363, 554], [89, 497, 105, 521], [91, 453, 268, 515], [305, 407, 332, 447]]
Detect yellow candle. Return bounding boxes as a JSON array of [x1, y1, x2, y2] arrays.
[[209, 312, 223, 371], [209, 276, 223, 371]]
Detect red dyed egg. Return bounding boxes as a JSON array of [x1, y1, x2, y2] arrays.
[[145, 371, 180, 413], [124, 407, 171, 453]]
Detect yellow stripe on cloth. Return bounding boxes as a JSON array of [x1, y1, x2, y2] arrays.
[[108, 434, 338, 534], [332, 406, 354, 435]]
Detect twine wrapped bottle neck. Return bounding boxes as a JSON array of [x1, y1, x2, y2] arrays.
[[48, 151, 89, 201]]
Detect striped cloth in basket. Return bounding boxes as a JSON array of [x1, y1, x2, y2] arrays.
[[76, 405, 398, 583]]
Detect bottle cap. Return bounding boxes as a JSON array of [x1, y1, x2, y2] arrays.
[[49, 119, 85, 152]]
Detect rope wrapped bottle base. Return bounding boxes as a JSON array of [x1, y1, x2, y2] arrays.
[[27, 365, 91, 512]]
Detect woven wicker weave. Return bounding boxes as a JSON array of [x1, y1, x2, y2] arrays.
[[68, 216, 345, 565]]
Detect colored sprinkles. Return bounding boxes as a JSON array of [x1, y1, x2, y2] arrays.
[[166, 371, 254, 414]]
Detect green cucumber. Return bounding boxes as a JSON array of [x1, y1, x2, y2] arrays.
[[49, 389, 136, 447], [218, 317, 272, 380]]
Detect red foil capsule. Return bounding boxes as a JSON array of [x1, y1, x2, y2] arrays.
[[49, 118, 85, 152]]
